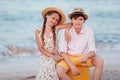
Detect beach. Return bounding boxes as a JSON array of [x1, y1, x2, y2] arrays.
[[0, 65, 120, 80], [0, 51, 120, 80], [0, 0, 120, 80]]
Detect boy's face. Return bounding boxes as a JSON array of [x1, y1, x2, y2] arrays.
[[71, 16, 85, 29]]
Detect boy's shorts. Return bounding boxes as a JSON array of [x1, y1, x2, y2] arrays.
[[56, 53, 93, 71]]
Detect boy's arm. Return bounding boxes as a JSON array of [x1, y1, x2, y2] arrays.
[[60, 52, 75, 68], [87, 28, 96, 58], [59, 30, 80, 75], [87, 51, 96, 59], [80, 29, 96, 64], [60, 52, 80, 75]]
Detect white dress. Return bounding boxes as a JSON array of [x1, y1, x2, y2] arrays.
[[35, 29, 59, 80]]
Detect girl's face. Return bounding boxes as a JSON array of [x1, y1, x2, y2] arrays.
[[71, 16, 85, 29], [46, 13, 60, 27]]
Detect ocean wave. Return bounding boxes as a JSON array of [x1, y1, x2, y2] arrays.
[[92, 11, 120, 19], [0, 45, 39, 57], [0, 42, 120, 58], [95, 33, 120, 43]]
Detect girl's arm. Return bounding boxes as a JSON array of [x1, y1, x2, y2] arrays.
[[56, 22, 72, 31], [35, 30, 61, 62]]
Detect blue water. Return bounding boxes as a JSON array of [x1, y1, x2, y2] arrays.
[[0, 0, 120, 58]]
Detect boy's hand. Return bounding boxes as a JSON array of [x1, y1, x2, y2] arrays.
[[70, 65, 80, 75], [80, 56, 88, 66]]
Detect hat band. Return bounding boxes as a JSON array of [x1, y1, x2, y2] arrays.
[[72, 12, 84, 15]]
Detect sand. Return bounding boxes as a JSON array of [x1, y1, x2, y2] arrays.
[[0, 51, 120, 80], [0, 64, 120, 80]]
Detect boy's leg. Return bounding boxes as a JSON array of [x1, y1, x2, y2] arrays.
[[56, 66, 71, 80], [92, 55, 104, 80], [56, 54, 90, 80], [71, 54, 103, 80], [56, 60, 71, 80]]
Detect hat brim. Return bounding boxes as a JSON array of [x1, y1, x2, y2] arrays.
[[68, 12, 88, 20], [42, 7, 66, 24]]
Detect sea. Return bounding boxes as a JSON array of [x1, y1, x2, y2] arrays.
[[0, 0, 120, 63]]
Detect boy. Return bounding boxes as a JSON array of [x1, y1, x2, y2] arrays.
[[56, 7, 104, 80]]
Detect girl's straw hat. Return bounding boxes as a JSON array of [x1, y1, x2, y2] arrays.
[[42, 7, 66, 24]]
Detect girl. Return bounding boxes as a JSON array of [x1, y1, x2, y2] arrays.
[[35, 7, 68, 80]]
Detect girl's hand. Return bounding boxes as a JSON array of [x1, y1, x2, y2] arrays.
[[53, 55, 61, 62], [66, 22, 72, 29]]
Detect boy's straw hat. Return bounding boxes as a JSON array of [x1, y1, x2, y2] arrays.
[[42, 7, 66, 24], [68, 7, 88, 20]]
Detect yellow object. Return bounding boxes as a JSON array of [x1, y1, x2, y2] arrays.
[[57, 54, 93, 71], [67, 54, 93, 66], [57, 54, 93, 80], [67, 66, 90, 80]]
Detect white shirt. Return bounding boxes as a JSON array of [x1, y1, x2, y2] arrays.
[[59, 26, 96, 56]]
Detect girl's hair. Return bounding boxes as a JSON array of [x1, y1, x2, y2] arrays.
[[41, 11, 61, 48], [71, 14, 86, 20]]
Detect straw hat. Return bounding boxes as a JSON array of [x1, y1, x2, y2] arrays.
[[42, 7, 66, 24], [68, 7, 88, 20]]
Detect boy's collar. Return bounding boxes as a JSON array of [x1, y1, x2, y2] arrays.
[[71, 26, 84, 34]]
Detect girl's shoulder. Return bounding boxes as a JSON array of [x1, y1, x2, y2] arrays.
[[36, 28, 42, 33], [36, 28, 42, 31], [35, 28, 42, 36]]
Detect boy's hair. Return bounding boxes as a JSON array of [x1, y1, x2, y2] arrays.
[[71, 14, 86, 20]]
